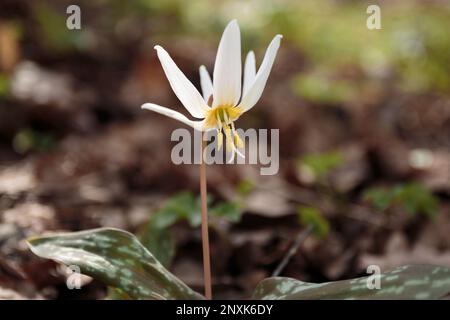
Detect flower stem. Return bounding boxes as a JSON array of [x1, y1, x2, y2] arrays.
[[200, 132, 212, 299]]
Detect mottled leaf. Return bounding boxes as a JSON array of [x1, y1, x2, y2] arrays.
[[253, 265, 450, 300], [28, 228, 204, 300]]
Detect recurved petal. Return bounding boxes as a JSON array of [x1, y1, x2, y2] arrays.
[[243, 51, 256, 97], [141, 103, 205, 131], [238, 35, 282, 112], [199, 65, 213, 104], [154, 45, 209, 118], [212, 20, 242, 107]]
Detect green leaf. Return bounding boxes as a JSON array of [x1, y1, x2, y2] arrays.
[[35, 3, 84, 52], [299, 151, 343, 179], [107, 287, 132, 300], [27, 228, 204, 300], [152, 192, 241, 228], [298, 206, 329, 239], [363, 188, 394, 211], [12, 128, 56, 154], [237, 179, 255, 196], [253, 265, 450, 300], [137, 192, 241, 271], [152, 192, 204, 228], [139, 219, 175, 268], [210, 201, 241, 223], [363, 183, 439, 217]]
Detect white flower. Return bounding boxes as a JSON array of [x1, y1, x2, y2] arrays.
[[141, 20, 282, 157]]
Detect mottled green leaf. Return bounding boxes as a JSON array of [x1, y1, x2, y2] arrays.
[[253, 265, 450, 300], [28, 228, 204, 300], [107, 287, 132, 300]]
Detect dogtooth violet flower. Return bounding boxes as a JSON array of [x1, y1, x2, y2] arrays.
[[141, 20, 282, 160]]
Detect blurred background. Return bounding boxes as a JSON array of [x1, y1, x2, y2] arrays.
[[0, 0, 449, 299]]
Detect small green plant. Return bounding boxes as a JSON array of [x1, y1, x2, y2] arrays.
[[363, 183, 439, 218], [12, 128, 56, 154], [146, 191, 241, 229], [298, 206, 330, 239], [298, 151, 343, 182], [138, 192, 242, 268], [35, 3, 84, 52], [236, 179, 255, 196]]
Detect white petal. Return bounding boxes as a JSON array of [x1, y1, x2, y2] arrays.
[[213, 20, 241, 107], [141, 103, 204, 131], [199, 65, 213, 103], [154, 45, 209, 118], [238, 35, 282, 112], [243, 51, 256, 96]]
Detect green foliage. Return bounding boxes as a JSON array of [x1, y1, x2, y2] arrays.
[[253, 265, 450, 300], [107, 287, 132, 300], [12, 128, 56, 154], [210, 201, 241, 223], [28, 229, 450, 300], [299, 151, 343, 179], [237, 179, 255, 196], [272, 0, 450, 100], [30, 0, 450, 97], [364, 183, 439, 217], [139, 220, 175, 268], [150, 192, 242, 229], [138, 192, 242, 268], [27, 228, 204, 300], [34, 3, 84, 52], [292, 71, 357, 105], [150, 192, 202, 229], [297, 206, 329, 239]]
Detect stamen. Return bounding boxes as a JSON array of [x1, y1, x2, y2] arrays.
[[227, 146, 235, 164], [223, 111, 229, 125], [203, 105, 243, 130], [216, 113, 222, 130], [224, 125, 233, 152], [230, 122, 244, 149], [217, 129, 223, 150], [230, 125, 245, 159], [234, 132, 244, 149]]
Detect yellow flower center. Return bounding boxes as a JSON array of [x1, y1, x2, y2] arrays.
[[203, 105, 244, 153], [203, 105, 243, 130]]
